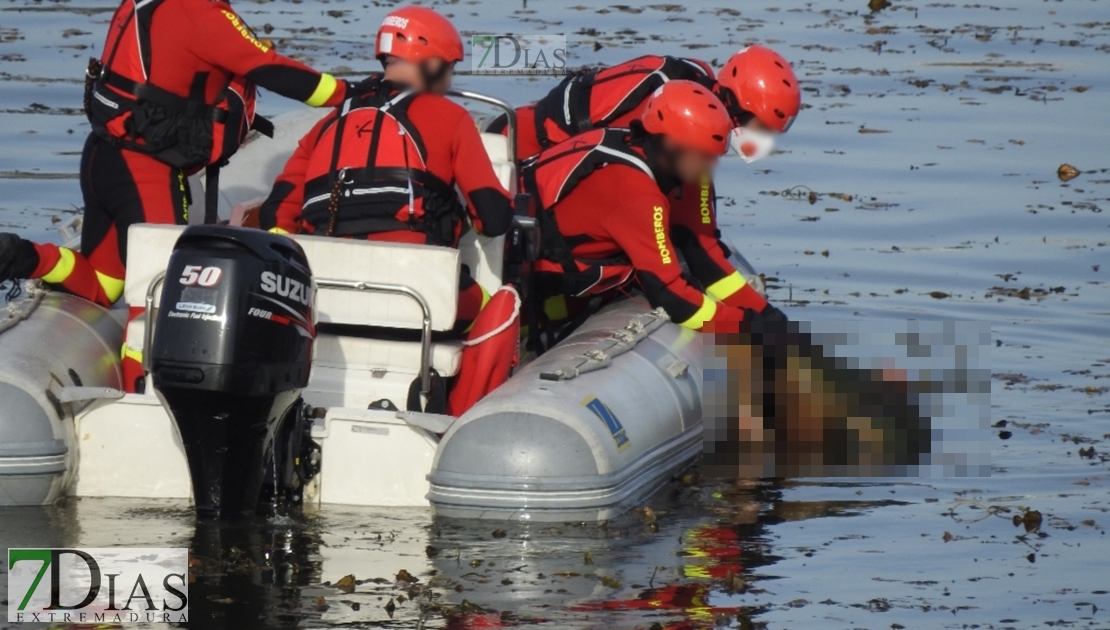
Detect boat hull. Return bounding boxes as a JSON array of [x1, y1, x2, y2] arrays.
[[0, 291, 123, 506], [428, 302, 704, 521]]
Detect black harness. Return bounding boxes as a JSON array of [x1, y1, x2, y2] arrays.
[[299, 79, 465, 245], [84, 0, 273, 222], [531, 56, 714, 149], [520, 128, 655, 273]]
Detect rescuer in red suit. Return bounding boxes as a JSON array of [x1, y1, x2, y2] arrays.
[[258, 6, 515, 334], [520, 81, 788, 331], [490, 46, 801, 315], [0, 0, 351, 306]]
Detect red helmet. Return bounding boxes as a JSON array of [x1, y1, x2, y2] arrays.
[[375, 7, 464, 65], [717, 45, 801, 133], [640, 80, 731, 156]]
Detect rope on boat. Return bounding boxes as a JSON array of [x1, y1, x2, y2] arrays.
[[3, 280, 22, 302], [539, 307, 670, 381], [0, 280, 45, 336]]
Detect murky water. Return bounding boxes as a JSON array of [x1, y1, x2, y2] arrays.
[[2, 0, 1109, 627]]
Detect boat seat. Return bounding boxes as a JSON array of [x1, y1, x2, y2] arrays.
[[295, 235, 463, 408], [294, 234, 460, 331], [315, 334, 462, 376], [123, 224, 466, 410], [124, 224, 461, 329], [124, 224, 183, 309]]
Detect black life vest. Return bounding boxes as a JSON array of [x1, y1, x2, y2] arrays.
[[298, 78, 465, 245], [84, 0, 271, 173], [520, 127, 656, 285], [531, 55, 715, 150]]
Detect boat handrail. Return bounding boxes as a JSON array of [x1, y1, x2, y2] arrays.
[[140, 267, 435, 401], [448, 90, 517, 163], [315, 279, 435, 400], [142, 272, 166, 373], [539, 308, 671, 381]]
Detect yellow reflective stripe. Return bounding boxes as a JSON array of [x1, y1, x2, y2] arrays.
[[543, 295, 569, 322], [268, 227, 290, 235], [40, 248, 76, 284], [461, 286, 492, 334], [306, 73, 338, 107], [121, 343, 143, 364], [679, 296, 717, 330], [706, 270, 746, 301], [683, 565, 714, 579], [96, 272, 125, 304]]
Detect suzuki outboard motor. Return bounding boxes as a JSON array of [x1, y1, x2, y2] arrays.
[[150, 226, 315, 518]]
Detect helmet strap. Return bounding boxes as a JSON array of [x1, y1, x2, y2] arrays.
[[715, 86, 756, 128], [418, 59, 453, 92], [640, 129, 682, 194]]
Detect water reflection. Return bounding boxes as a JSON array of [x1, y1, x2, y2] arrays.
[[187, 517, 320, 628], [426, 478, 908, 629]]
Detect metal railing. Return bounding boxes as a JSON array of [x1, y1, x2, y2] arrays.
[[448, 90, 518, 163], [142, 274, 435, 399], [314, 279, 435, 399], [142, 271, 166, 373]]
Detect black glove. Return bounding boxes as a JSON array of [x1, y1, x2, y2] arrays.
[[0, 233, 39, 283], [756, 303, 789, 322]]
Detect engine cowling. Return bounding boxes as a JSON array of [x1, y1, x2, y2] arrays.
[[151, 226, 314, 518]]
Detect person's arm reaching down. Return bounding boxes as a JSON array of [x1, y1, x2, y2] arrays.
[[603, 187, 751, 330], [188, 1, 348, 107], [670, 175, 772, 313]]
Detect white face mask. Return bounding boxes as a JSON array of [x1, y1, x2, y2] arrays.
[[729, 127, 776, 163]]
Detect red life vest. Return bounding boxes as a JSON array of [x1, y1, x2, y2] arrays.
[[298, 78, 464, 245], [531, 55, 715, 150], [520, 127, 656, 296], [84, 0, 268, 171]]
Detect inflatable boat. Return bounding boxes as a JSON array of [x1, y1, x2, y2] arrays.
[[0, 92, 759, 520]]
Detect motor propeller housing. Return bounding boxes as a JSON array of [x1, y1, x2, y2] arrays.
[[150, 226, 315, 518]]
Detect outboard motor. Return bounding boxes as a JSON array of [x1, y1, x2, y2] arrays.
[[150, 226, 315, 518]]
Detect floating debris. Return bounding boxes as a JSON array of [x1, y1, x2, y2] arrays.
[[334, 574, 356, 593], [1057, 163, 1081, 182], [1013, 510, 1043, 532]]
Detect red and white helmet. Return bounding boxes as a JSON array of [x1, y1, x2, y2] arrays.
[[375, 6, 464, 65], [717, 45, 801, 133], [640, 80, 731, 156]]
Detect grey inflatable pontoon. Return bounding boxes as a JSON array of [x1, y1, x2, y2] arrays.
[[430, 303, 702, 521], [0, 286, 123, 506]]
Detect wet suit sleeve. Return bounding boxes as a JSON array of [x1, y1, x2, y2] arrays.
[[601, 181, 749, 331], [451, 111, 513, 237], [670, 175, 769, 313], [259, 112, 336, 234], [188, 1, 348, 107]]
